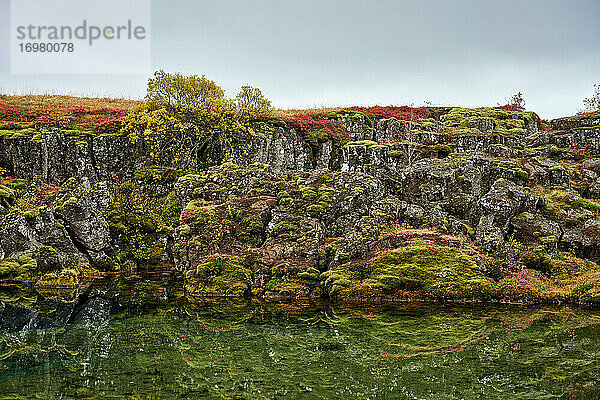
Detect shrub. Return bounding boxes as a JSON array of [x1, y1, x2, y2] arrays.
[[235, 85, 272, 117], [580, 83, 600, 113], [122, 70, 272, 169], [501, 92, 525, 112], [146, 70, 225, 109]]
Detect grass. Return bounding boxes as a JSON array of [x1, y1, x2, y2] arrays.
[[271, 106, 345, 118], [0, 94, 142, 110]]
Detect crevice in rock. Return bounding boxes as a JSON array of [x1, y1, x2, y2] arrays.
[[88, 137, 100, 182], [56, 215, 94, 266]]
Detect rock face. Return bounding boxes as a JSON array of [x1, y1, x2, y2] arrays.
[[1, 105, 600, 303], [0, 132, 139, 185]]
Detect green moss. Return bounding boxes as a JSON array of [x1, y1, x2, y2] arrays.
[[299, 186, 317, 202], [516, 212, 535, 223], [278, 196, 293, 206], [307, 203, 326, 217], [346, 140, 378, 147], [515, 168, 529, 181], [549, 145, 562, 157], [185, 255, 251, 296], [324, 245, 495, 299], [419, 118, 436, 128], [177, 224, 191, 235], [431, 144, 451, 158], [297, 267, 320, 281], [495, 161, 517, 170], [547, 190, 600, 214], [35, 268, 79, 288], [265, 278, 313, 297], [508, 128, 525, 135], [520, 246, 552, 274], [182, 201, 216, 227], [0, 261, 20, 278], [135, 165, 185, 183], [317, 186, 336, 202], [0, 184, 15, 199], [109, 183, 182, 268], [238, 217, 263, 242], [443, 107, 538, 136], [271, 263, 292, 277], [540, 235, 558, 244], [571, 280, 600, 302]]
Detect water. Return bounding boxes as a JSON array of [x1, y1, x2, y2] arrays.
[[0, 274, 599, 399]]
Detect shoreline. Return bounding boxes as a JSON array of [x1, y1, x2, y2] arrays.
[[2, 270, 600, 308]]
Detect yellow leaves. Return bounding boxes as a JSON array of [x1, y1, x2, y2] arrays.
[[120, 71, 272, 169]]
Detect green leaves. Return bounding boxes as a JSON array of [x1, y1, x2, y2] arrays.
[[123, 71, 273, 169], [146, 70, 225, 110]]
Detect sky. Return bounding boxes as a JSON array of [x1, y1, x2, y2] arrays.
[[1, 0, 599, 119]]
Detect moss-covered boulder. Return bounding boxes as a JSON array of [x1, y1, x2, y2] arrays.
[[184, 254, 252, 296], [323, 244, 496, 300]]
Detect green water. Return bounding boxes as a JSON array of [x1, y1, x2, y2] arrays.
[[0, 276, 599, 399]]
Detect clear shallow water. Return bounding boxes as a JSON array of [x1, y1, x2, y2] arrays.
[[0, 275, 599, 399]]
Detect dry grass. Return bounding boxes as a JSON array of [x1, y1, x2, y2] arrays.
[[1, 94, 344, 116], [271, 106, 345, 118], [0, 94, 142, 110]]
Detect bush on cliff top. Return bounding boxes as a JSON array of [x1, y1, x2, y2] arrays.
[[121, 70, 272, 169]]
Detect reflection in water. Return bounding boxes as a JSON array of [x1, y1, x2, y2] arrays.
[[0, 274, 599, 399]]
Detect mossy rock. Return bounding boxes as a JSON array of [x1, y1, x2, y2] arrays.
[[0, 184, 15, 199], [571, 280, 600, 303], [0, 261, 20, 278], [324, 244, 495, 299], [297, 267, 320, 281], [36, 268, 79, 288], [520, 246, 552, 274], [307, 203, 326, 217], [135, 165, 185, 183], [299, 186, 318, 202], [431, 144, 452, 158], [185, 255, 251, 296], [271, 262, 292, 277]]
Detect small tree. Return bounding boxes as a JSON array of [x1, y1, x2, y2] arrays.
[[580, 83, 600, 113], [235, 85, 272, 117], [122, 71, 271, 169], [503, 92, 525, 112], [399, 107, 420, 165], [146, 70, 225, 110]]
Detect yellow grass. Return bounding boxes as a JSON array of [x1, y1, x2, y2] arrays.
[[0, 94, 142, 110], [1, 94, 343, 116], [271, 106, 345, 118]]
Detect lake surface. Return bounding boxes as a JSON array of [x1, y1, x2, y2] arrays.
[[0, 274, 599, 399]]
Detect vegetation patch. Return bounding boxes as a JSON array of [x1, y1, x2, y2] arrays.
[[323, 244, 495, 300], [184, 254, 251, 296]]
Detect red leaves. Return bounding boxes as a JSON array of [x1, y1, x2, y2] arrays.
[[36, 184, 60, 207], [267, 113, 350, 142], [565, 144, 590, 161], [575, 109, 600, 119], [345, 105, 431, 121], [0, 102, 128, 134]]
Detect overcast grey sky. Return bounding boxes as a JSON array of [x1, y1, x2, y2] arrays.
[[1, 0, 599, 118]]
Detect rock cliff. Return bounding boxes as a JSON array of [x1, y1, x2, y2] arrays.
[[1, 104, 600, 303]]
